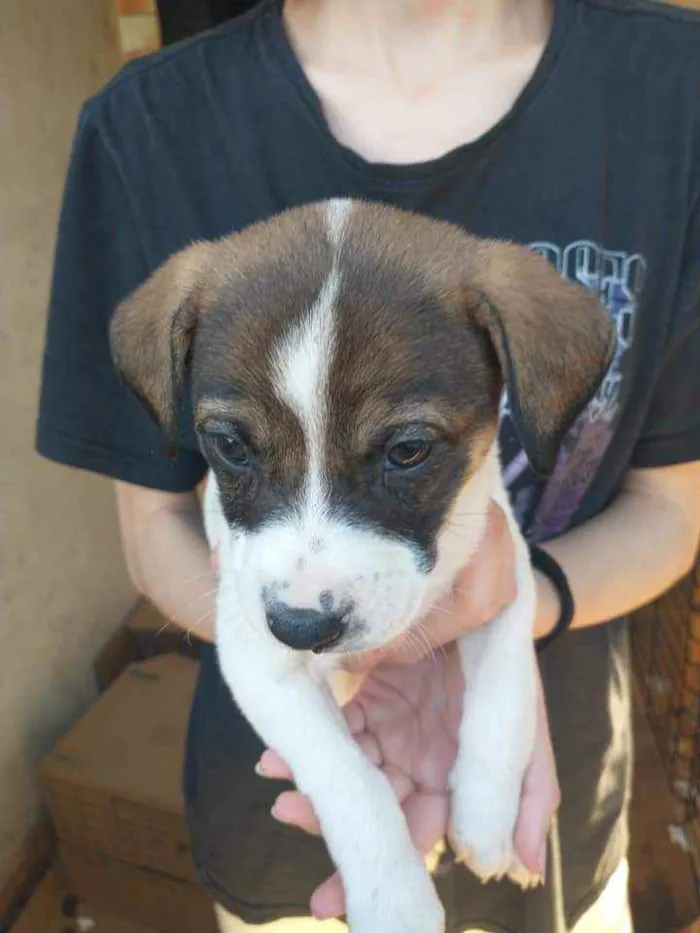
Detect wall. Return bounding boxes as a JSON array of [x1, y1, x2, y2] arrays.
[[0, 0, 136, 883]]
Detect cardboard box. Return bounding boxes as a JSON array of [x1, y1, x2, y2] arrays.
[[39, 655, 215, 932], [56, 845, 218, 933], [93, 600, 204, 695], [10, 868, 193, 933], [127, 600, 203, 663]]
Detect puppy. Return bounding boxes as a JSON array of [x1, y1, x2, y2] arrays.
[[110, 200, 615, 933]]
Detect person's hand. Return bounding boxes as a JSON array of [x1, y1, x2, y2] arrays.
[[344, 500, 518, 673], [257, 650, 559, 920], [209, 499, 519, 656], [209, 500, 556, 646], [253, 502, 559, 919]]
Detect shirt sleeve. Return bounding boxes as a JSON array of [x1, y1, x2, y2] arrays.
[[631, 201, 700, 469], [36, 104, 207, 492]]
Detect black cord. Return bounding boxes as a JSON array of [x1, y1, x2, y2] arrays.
[[531, 544, 575, 654]]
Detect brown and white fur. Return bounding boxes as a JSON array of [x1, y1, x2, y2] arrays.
[[110, 200, 616, 933]]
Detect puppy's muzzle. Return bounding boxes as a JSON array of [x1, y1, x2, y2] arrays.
[[266, 602, 350, 653]]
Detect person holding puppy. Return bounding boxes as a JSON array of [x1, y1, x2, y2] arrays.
[[37, 0, 700, 931]]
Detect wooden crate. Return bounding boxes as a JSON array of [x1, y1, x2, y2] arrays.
[[631, 556, 700, 884]]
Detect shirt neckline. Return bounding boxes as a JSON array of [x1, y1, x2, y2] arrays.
[[257, 0, 574, 187]]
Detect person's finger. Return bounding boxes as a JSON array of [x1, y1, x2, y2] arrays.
[[383, 763, 417, 804], [514, 676, 560, 876], [343, 699, 366, 735], [355, 501, 517, 666], [271, 777, 409, 838], [357, 732, 383, 767], [343, 646, 395, 673], [310, 873, 346, 920], [402, 790, 449, 856], [413, 502, 516, 652], [255, 749, 293, 780], [271, 791, 322, 835]]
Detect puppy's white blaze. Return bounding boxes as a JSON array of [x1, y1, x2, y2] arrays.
[[270, 199, 350, 530], [326, 197, 351, 250], [272, 267, 341, 526]]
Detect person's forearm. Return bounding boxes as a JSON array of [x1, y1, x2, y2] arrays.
[[116, 483, 216, 642], [534, 466, 700, 638]]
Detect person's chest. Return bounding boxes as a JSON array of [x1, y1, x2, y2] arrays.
[[127, 86, 678, 426], [121, 58, 687, 294], [294, 38, 550, 166], [116, 39, 694, 535]]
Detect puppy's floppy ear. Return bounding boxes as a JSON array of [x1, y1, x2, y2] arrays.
[[109, 241, 215, 454], [465, 239, 617, 476]]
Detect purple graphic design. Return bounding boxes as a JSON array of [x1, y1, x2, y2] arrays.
[[502, 450, 529, 487], [500, 240, 646, 542]]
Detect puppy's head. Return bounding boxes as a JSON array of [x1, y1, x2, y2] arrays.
[[110, 200, 615, 656]]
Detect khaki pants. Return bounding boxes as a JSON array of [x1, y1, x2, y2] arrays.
[[214, 859, 632, 933]]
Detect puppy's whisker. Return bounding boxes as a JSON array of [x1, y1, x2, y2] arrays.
[[186, 607, 214, 643], [446, 511, 489, 520], [181, 569, 218, 585], [179, 579, 237, 613], [408, 626, 430, 660], [443, 528, 487, 540], [428, 603, 458, 619], [179, 586, 221, 614], [415, 621, 445, 665], [401, 629, 425, 662], [429, 635, 448, 665]]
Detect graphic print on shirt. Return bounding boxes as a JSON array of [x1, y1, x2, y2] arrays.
[[500, 239, 647, 542]]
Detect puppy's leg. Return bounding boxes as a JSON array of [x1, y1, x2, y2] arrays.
[[448, 477, 540, 889], [217, 631, 444, 933]]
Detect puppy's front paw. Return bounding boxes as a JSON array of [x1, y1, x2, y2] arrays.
[[347, 852, 445, 933], [449, 763, 537, 890], [506, 854, 545, 891]]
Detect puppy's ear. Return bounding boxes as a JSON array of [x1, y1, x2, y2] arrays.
[[466, 239, 616, 476], [109, 241, 215, 454]]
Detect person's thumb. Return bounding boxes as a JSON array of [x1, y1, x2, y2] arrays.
[[514, 680, 560, 878]]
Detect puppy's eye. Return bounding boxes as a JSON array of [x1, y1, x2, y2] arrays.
[[211, 433, 250, 472], [385, 439, 432, 471]]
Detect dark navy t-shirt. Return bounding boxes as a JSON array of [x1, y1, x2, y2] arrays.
[[37, 0, 700, 930]]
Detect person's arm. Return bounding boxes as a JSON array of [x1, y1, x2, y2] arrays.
[[535, 461, 700, 638], [115, 480, 217, 642], [115, 462, 700, 650], [538, 204, 700, 639], [399, 461, 700, 657]]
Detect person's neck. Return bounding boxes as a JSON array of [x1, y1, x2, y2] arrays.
[[283, 0, 552, 88]]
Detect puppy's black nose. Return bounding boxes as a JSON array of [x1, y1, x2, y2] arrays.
[[266, 603, 348, 652]]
